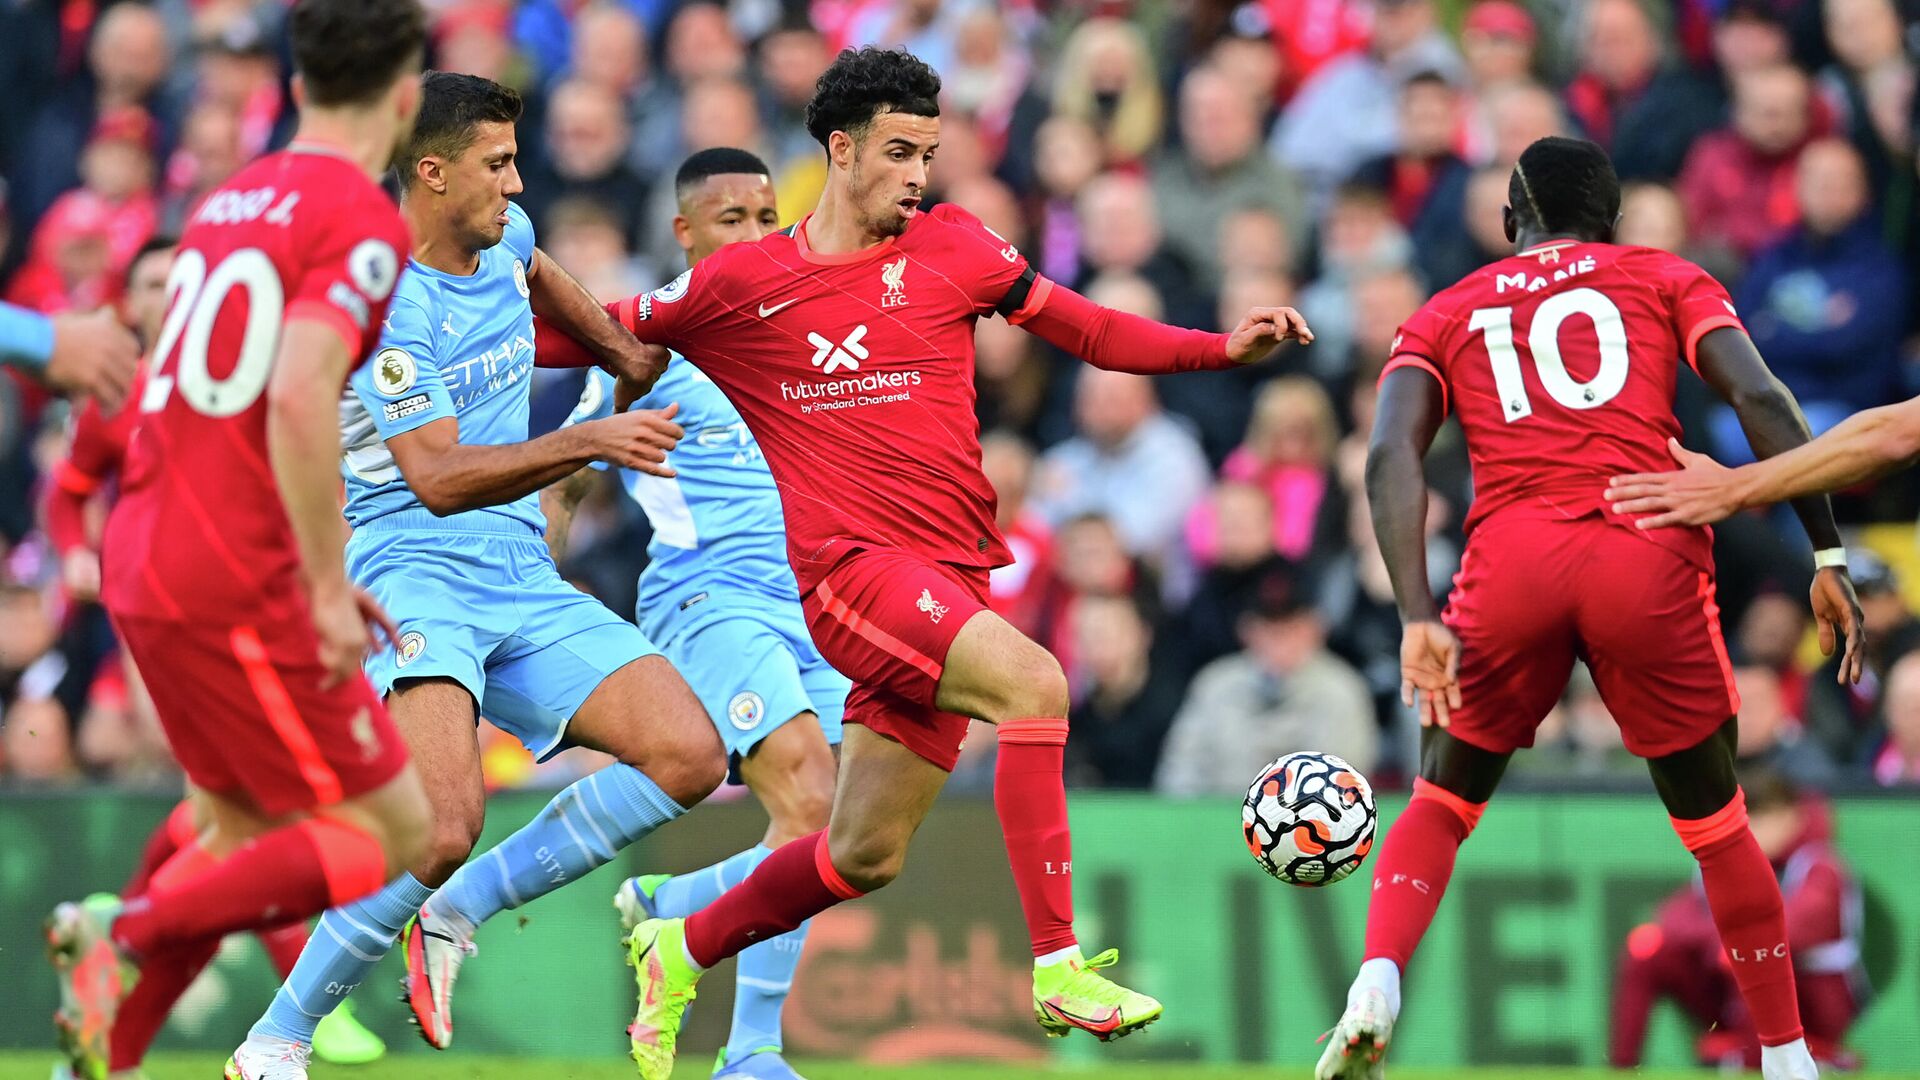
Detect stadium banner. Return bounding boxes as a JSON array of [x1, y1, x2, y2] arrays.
[[1, 791, 1915, 1067]]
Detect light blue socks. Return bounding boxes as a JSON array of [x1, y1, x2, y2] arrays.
[[252, 873, 433, 1043]]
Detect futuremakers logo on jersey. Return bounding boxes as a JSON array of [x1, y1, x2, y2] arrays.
[[784, 323, 922, 414]]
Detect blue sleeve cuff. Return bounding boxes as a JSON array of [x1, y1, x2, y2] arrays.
[[0, 303, 55, 369]]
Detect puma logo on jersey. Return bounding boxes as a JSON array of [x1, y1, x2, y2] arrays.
[[808, 325, 869, 374], [916, 588, 948, 623], [880, 257, 908, 308]]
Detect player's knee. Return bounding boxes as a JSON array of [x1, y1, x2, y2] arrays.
[[828, 826, 910, 893], [982, 647, 1070, 724], [361, 767, 433, 876], [636, 722, 727, 809], [415, 811, 484, 886]]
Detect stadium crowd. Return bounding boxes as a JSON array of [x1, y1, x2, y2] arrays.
[[1, 0, 1918, 796]]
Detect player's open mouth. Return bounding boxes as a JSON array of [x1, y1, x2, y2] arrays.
[[898, 197, 921, 213], [495, 210, 510, 225]]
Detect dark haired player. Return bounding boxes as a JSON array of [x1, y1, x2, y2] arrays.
[[1317, 136, 1859, 1080], [46, 2, 436, 1078], [538, 47, 1312, 1078]]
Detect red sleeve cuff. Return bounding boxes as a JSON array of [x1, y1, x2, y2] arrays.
[[1380, 354, 1450, 416], [1683, 316, 1744, 373], [286, 299, 362, 358]]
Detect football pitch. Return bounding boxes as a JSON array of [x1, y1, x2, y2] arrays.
[[5, 1059, 1918, 1080]]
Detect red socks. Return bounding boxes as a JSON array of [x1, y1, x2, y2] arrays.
[[1362, 778, 1485, 968], [684, 831, 861, 969], [995, 718, 1077, 957], [112, 817, 386, 958], [1672, 789, 1804, 1047], [124, 800, 198, 898], [109, 938, 221, 1071]]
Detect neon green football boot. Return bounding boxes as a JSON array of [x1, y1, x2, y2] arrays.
[[1031, 947, 1162, 1041], [311, 998, 386, 1065], [624, 918, 703, 1080]]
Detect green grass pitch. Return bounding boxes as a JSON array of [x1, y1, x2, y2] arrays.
[[6, 1058, 1918, 1080]]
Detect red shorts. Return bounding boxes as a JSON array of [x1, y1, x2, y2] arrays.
[[1443, 515, 1739, 759], [113, 613, 409, 817], [801, 545, 992, 771]]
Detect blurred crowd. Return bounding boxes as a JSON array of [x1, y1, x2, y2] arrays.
[[2, 0, 1920, 796]]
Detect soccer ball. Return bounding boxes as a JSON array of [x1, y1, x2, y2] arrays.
[[1242, 751, 1377, 887]]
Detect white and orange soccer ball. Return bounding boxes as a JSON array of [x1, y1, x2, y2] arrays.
[[1242, 751, 1377, 887]]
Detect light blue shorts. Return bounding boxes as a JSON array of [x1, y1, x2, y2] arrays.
[[649, 598, 848, 782], [350, 517, 658, 760]]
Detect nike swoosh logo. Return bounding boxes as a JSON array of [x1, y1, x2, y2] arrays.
[[758, 298, 799, 317], [1041, 998, 1123, 1032]]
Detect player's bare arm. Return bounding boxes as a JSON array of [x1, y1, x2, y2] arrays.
[[270, 319, 399, 686], [1631, 326, 1866, 683], [1608, 395, 1920, 525], [538, 466, 598, 563], [1366, 366, 1461, 727], [384, 402, 682, 516], [526, 246, 670, 391]]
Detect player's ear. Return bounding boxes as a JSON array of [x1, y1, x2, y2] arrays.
[[416, 155, 447, 195], [1601, 211, 1621, 245], [289, 74, 307, 113], [673, 215, 694, 256], [1502, 205, 1517, 245], [828, 130, 855, 171]]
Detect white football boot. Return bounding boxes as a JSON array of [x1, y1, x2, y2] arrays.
[[1315, 986, 1394, 1080], [400, 903, 476, 1049], [224, 1034, 311, 1080]]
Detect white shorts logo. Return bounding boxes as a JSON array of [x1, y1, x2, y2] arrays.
[[727, 691, 765, 731], [395, 630, 426, 667], [372, 348, 416, 396]]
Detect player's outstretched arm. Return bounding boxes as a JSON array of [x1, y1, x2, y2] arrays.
[[526, 249, 669, 390], [385, 403, 683, 517], [538, 467, 597, 564], [1367, 367, 1461, 727], [1011, 281, 1312, 373]]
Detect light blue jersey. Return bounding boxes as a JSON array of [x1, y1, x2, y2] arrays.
[[569, 361, 846, 772], [341, 202, 542, 533], [336, 203, 654, 758]]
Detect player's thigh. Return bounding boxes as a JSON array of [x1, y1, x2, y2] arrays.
[[802, 547, 999, 718], [934, 608, 1070, 723], [1644, 718, 1740, 820], [384, 677, 488, 872], [1442, 533, 1579, 755], [668, 613, 832, 777], [739, 713, 839, 843], [348, 530, 505, 708], [565, 653, 723, 798], [825, 723, 951, 889], [114, 613, 410, 819], [1416, 726, 1514, 804], [1577, 532, 1741, 760]]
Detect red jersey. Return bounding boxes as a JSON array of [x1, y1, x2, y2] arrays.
[[609, 203, 1046, 591], [102, 147, 408, 621], [1383, 240, 1744, 569], [43, 362, 146, 558]]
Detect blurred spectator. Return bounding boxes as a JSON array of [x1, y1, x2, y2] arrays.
[[621, 4, 748, 186], [1510, 664, 1641, 779], [10, 109, 159, 314], [1712, 2, 1796, 86], [1816, 0, 1914, 200], [1064, 593, 1185, 789], [1201, 7, 1285, 122], [0, 581, 72, 781], [1074, 173, 1203, 325], [1216, 207, 1295, 280], [1155, 564, 1376, 795], [539, 196, 648, 303], [1028, 116, 1103, 283], [1810, 551, 1920, 762], [1736, 590, 1814, 720], [1871, 649, 1920, 785], [1734, 664, 1838, 789], [943, 6, 1040, 175], [1616, 181, 1688, 251], [1713, 140, 1905, 463], [1153, 65, 1306, 292], [1033, 367, 1211, 571], [756, 20, 833, 174], [1190, 377, 1344, 567], [1678, 64, 1821, 263], [981, 430, 1052, 636], [1297, 185, 1413, 376], [1177, 482, 1287, 673], [1460, 165, 1515, 266], [435, 3, 518, 84], [14, 4, 178, 229], [191, 15, 286, 162], [1027, 512, 1159, 675], [519, 79, 654, 253], [1611, 767, 1866, 1069], [1273, 0, 1464, 206], [1458, 0, 1540, 162], [838, 0, 962, 75], [1564, 0, 1721, 180], [564, 2, 651, 97], [1485, 79, 1569, 167], [973, 316, 1050, 438], [1050, 18, 1164, 169], [161, 103, 245, 233], [1351, 72, 1475, 290]]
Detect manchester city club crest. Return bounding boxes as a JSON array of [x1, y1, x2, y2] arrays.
[[513, 258, 530, 298], [396, 630, 427, 667], [727, 691, 765, 731]]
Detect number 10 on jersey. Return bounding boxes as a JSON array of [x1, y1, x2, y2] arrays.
[[1469, 287, 1630, 422]]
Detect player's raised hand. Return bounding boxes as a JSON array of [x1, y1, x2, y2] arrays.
[[1400, 619, 1462, 728], [46, 309, 139, 411], [582, 402, 683, 477], [1225, 306, 1314, 364], [1810, 566, 1867, 685], [1604, 438, 1745, 528]]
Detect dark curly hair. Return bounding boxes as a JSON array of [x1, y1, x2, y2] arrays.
[[804, 47, 942, 148], [1509, 136, 1620, 239], [290, 0, 427, 108]]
